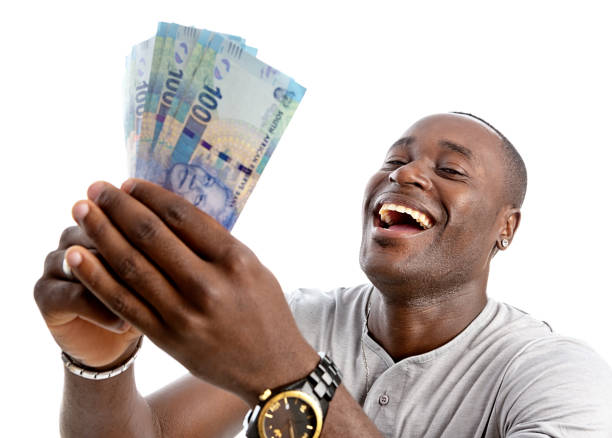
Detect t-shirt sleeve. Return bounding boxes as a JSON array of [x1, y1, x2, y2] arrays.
[[285, 287, 344, 354], [496, 336, 612, 437]]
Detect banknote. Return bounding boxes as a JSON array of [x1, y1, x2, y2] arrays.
[[135, 26, 258, 179], [136, 23, 200, 178], [149, 33, 305, 229], [124, 24, 304, 230], [124, 37, 156, 176]]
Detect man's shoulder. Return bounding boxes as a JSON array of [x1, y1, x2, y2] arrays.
[[492, 334, 612, 434], [481, 300, 608, 366], [483, 304, 612, 434], [286, 284, 371, 352]]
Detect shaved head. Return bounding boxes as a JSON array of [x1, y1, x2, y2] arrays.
[[452, 112, 527, 208]]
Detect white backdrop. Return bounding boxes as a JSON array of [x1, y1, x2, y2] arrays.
[[1, 0, 611, 435]]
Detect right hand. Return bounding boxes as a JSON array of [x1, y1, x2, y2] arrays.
[[34, 226, 142, 369]]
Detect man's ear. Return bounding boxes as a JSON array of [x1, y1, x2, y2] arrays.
[[496, 207, 521, 251]]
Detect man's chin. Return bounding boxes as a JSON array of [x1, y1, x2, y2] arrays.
[[360, 239, 438, 286], [361, 248, 409, 284]]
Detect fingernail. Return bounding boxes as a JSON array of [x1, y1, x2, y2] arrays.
[[66, 250, 83, 268], [87, 181, 106, 202], [121, 179, 136, 193], [72, 202, 90, 223], [119, 320, 132, 332]]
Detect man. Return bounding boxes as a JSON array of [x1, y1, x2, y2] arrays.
[[34, 113, 612, 437]]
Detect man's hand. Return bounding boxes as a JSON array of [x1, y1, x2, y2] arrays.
[[34, 226, 142, 368], [63, 179, 319, 405]]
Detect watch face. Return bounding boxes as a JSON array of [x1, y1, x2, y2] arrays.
[[258, 390, 323, 438]]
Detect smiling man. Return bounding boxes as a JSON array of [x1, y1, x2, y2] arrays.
[[35, 113, 612, 437]]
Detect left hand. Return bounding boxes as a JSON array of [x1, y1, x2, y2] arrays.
[[64, 179, 319, 405]]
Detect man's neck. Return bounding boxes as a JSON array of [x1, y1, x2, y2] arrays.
[[367, 280, 488, 361]]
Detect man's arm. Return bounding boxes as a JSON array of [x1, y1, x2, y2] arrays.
[[56, 179, 384, 436], [62, 367, 248, 438], [34, 226, 248, 437], [498, 337, 612, 437], [63, 370, 379, 438], [61, 366, 158, 437], [146, 374, 248, 438], [147, 378, 382, 438]]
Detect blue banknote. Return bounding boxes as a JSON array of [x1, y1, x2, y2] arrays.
[[125, 23, 304, 230]]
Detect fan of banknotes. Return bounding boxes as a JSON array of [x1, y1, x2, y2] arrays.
[[124, 22, 305, 230]]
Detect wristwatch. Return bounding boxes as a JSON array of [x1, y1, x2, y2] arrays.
[[244, 352, 342, 438]]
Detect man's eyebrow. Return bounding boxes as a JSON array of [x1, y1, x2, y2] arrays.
[[390, 136, 414, 149], [439, 140, 474, 160]]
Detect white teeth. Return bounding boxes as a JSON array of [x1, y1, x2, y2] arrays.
[[378, 202, 433, 230]]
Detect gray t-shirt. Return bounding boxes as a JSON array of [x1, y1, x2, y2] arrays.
[[288, 284, 612, 437]]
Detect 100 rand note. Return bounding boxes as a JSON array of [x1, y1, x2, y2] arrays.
[[124, 37, 155, 176], [136, 25, 257, 179], [149, 32, 305, 230], [136, 22, 200, 178]]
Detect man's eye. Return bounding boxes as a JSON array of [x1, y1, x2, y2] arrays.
[[384, 160, 406, 166], [438, 167, 464, 177]]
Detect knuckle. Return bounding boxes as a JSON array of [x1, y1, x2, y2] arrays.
[[115, 255, 139, 280], [34, 279, 83, 314], [109, 293, 129, 316], [33, 278, 49, 307], [183, 269, 211, 299], [174, 309, 205, 333], [225, 244, 255, 273], [58, 226, 79, 248], [88, 220, 107, 241], [64, 283, 85, 303], [86, 267, 103, 292], [95, 187, 117, 210], [220, 241, 241, 262], [165, 202, 189, 227], [133, 217, 159, 241], [43, 250, 60, 274]]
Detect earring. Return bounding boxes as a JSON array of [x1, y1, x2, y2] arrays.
[[501, 239, 509, 248]]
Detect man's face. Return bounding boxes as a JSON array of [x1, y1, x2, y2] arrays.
[[359, 114, 510, 296]]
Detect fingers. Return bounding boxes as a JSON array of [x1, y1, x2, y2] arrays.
[[45, 249, 76, 280], [121, 179, 235, 262], [64, 246, 163, 335], [59, 226, 95, 250], [85, 181, 214, 291], [33, 277, 129, 334], [71, 199, 192, 318]]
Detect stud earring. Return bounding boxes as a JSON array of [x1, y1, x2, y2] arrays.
[[501, 239, 509, 248]]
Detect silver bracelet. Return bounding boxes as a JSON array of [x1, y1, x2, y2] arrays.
[[61, 336, 143, 380]]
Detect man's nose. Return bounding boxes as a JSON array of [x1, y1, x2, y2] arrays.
[[388, 161, 433, 191]]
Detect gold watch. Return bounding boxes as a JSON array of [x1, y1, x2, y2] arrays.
[[244, 353, 342, 438]]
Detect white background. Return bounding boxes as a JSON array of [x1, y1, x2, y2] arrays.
[[1, 0, 611, 435]]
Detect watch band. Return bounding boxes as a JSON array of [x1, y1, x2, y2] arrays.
[[305, 352, 343, 415], [244, 352, 342, 438]]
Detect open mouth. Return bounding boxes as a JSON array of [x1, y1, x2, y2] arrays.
[[377, 202, 434, 232]]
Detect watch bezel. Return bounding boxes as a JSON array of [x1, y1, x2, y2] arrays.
[[257, 389, 323, 438]]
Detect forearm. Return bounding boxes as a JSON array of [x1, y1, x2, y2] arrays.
[[321, 385, 383, 438], [60, 366, 159, 438]]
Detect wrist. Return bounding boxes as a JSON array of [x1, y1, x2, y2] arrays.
[[245, 346, 320, 406], [244, 352, 343, 438], [70, 336, 143, 371], [63, 336, 143, 380]]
